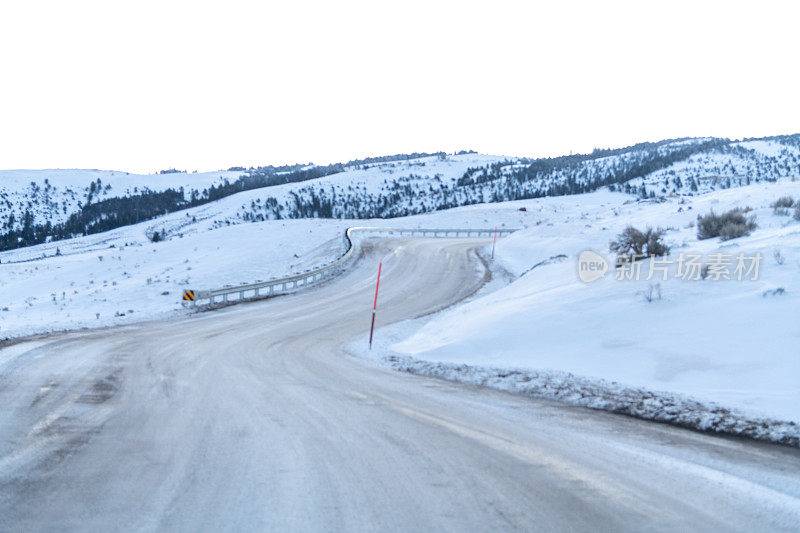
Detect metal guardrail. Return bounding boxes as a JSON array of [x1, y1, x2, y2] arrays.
[[189, 226, 518, 305]]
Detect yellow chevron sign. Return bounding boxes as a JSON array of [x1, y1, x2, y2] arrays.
[[182, 290, 196, 302]]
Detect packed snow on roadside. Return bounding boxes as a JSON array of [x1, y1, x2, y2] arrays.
[[0, 194, 529, 340], [351, 180, 800, 445]]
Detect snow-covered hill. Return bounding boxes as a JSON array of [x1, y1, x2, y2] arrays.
[[352, 179, 800, 441], [0, 169, 240, 228], [4, 135, 800, 254], [628, 138, 800, 196], [229, 135, 800, 222]]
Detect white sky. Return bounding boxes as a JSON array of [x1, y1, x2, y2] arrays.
[[1, 0, 798, 174]]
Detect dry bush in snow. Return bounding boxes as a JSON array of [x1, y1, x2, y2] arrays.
[[697, 208, 757, 241], [610, 226, 670, 265]]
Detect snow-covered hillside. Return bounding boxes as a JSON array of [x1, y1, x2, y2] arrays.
[[4, 135, 800, 255], [230, 135, 800, 222], [353, 179, 800, 442], [0, 169, 240, 228], [628, 139, 800, 196], [0, 195, 528, 339]]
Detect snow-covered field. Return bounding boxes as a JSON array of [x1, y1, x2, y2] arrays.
[[351, 180, 800, 440], [0, 194, 528, 339]]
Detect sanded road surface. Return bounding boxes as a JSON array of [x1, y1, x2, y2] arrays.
[[1, 238, 799, 532]]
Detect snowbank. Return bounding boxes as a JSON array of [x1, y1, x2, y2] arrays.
[[355, 180, 800, 443]]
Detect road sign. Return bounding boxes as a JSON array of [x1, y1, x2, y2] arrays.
[[183, 290, 196, 302]]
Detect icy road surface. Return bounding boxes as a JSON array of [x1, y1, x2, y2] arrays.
[[0, 238, 798, 531]]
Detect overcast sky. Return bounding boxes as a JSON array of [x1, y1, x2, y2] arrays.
[[1, 0, 798, 173]]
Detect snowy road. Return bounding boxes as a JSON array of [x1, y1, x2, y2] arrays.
[[1, 238, 799, 531]]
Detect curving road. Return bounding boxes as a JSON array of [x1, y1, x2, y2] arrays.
[[1, 238, 799, 532]]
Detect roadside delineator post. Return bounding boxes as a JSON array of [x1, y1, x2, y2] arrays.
[[369, 262, 382, 350], [491, 227, 498, 259]]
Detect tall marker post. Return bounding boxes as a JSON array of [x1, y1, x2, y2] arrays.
[[491, 227, 498, 259], [369, 262, 382, 350]]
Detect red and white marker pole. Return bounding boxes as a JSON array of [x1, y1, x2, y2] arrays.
[[491, 227, 498, 259], [369, 262, 382, 350]]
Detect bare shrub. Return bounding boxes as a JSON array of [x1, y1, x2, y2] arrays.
[[774, 249, 785, 265], [762, 287, 786, 297], [697, 208, 757, 241], [638, 283, 662, 303], [610, 226, 670, 265], [772, 196, 795, 213]]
